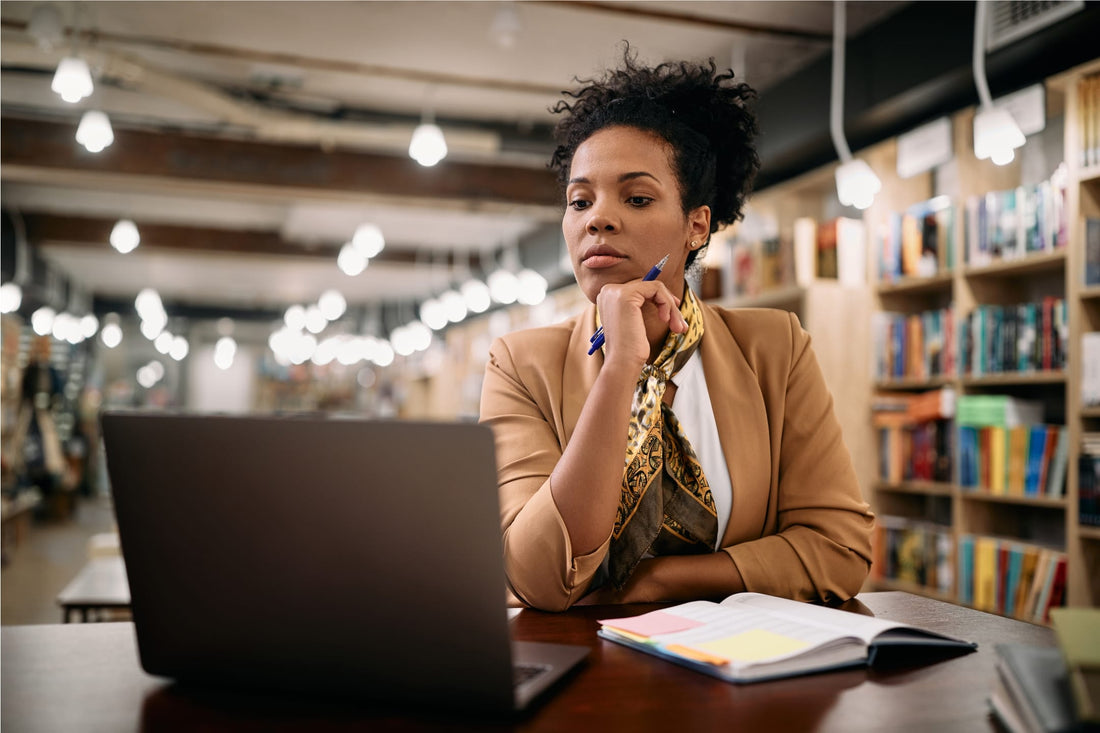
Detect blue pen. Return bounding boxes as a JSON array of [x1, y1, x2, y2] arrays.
[[588, 253, 670, 355]]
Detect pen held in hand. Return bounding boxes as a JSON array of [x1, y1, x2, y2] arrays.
[[587, 254, 670, 355]]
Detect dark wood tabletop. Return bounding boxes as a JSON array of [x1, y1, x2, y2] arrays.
[[1, 591, 1054, 732]]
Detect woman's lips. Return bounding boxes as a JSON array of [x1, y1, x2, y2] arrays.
[[582, 254, 627, 269]]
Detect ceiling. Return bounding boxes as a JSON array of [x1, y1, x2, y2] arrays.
[[0, 0, 909, 319]]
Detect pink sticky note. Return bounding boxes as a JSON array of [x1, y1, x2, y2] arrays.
[[599, 610, 704, 638]]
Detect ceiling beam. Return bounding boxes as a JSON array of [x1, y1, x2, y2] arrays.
[[0, 116, 562, 210], [538, 2, 831, 42], [22, 212, 494, 268]]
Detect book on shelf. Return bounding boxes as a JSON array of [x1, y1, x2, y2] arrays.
[[963, 167, 1067, 267], [1083, 333, 1100, 408], [595, 592, 975, 684], [958, 536, 1066, 623], [989, 643, 1079, 733], [793, 217, 816, 286], [1080, 436, 1100, 527], [1086, 219, 1100, 287], [814, 216, 866, 286], [878, 196, 954, 282], [725, 234, 796, 299], [873, 516, 953, 595], [1079, 73, 1099, 169], [872, 388, 955, 484], [957, 422, 1067, 498], [960, 299, 1067, 377], [1050, 608, 1100, 725], [872, 308, 955, 381]]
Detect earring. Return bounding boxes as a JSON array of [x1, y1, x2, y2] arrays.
[[689, 240, 699, 249]]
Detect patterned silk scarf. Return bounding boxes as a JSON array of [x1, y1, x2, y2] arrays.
[[606, 288, 718, 589]]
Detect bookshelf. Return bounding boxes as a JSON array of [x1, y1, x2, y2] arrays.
[[859, 58, 1100, 622]]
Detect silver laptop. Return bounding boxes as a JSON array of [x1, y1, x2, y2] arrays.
[[101, 411, 588, 713]]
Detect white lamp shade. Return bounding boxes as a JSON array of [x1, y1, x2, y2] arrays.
[[419, 298, 448, 330], [51, 57, 93, 103], [973, 107, 1025, 166], [100, 322, 123, 348], [439, 289, 468, 323], [835, 159, 882, 210], [110, 219, 140, 253], [75, 110, 114, 153], [409, 123, 448, 167], [488, 269, 519, 304]]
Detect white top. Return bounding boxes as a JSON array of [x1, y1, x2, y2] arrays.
[[669, 348, 733, 548]]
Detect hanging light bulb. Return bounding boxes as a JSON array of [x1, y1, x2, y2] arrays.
[[488, 269, 519, 305], [51, 57, 94, 103], [337, 242, 367, 276], [214, 336, 237, 370], [31, 306, 56, 336], [829, 1, 881, 210], [461, 278, 492, 313], [971, 1, 1026, 167], [419, 297, 448, 330], [110, 219, 140, 253], [318, 289, 347, 321], [973, 107, 1025, 166], [352, 224, 385, 258], [75, 110, 114, 153], [409, 119, 448, 167], [439, 289, 467, 323], [834, 159, 882, 210], [79, 314, 99, 338], [517, 268, 548, 306], [0, 282, 22, 313], [100, 321, 122, 348]]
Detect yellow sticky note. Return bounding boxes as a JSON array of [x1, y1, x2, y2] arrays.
[[691, 629, 811, 663]]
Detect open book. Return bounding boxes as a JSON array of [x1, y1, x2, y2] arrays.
[[597, 592, 977, 684]]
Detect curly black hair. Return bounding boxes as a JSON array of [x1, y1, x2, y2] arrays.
[[550, 46, 760, 268]]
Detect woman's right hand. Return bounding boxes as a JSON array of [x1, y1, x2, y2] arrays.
[[594, 279, 686, 369]]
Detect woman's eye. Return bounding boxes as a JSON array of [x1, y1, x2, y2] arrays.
[[627, 196, 653, 207], [568, 199, 590, 210]]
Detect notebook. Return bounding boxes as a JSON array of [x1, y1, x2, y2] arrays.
[[101, 411, 588, 713]]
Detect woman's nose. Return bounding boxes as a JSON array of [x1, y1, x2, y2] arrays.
[[585, 208, 618, 234]]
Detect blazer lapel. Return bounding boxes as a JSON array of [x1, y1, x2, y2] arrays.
[[561, 304, 602, 446], [699, 306, 773, 547]]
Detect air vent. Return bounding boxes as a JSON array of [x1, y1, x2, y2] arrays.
[[986, 0, 1085, 51]]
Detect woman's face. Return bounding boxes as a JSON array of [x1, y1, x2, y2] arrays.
[[563, 125, 709, 303]]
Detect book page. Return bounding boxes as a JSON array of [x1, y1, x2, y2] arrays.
[[606, 600, 863, 668], [721, 593, 919, 645]]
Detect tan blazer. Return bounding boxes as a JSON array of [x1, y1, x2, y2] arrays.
[[480, 302, 874, 611]]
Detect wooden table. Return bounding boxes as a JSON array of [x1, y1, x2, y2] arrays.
[[1, 591, 1055, 732], [55, 556, 131, 623]]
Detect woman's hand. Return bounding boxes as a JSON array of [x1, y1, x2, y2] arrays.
[[595, 279, 687, 368]]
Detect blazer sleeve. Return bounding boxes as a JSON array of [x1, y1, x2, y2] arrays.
[[479, 332, 610, 611], [723, 312, 874, 603]]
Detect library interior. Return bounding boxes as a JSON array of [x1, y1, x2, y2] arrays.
[[2, 1, 1100, 730]]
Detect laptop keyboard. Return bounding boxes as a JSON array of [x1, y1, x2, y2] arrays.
[[513, 663, 550, 687]]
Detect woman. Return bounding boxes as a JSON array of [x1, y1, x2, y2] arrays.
[[479, 51, 874, 612]]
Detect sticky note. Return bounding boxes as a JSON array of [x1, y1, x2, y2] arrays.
[[599, 610, 704, 638], [688, 629, 811, 663], [664, 644, 730, 665]]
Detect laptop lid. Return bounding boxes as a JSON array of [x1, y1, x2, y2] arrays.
[[101, 411, 586, 712]]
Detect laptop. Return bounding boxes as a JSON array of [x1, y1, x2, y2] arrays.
[[100, 411, 588, 713]]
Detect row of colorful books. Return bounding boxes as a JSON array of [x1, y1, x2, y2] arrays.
[[963, 167, 1068, 267], [872, 308, 956, 381], [1081, 433, 1100, 527], [871, 388, 956, 484], [959, 298, 1068, 377], [872, 516, 953, 595], [958, 423, 1069, 498], [877, 196, 955, 282], [958, 535, 1066, 624]]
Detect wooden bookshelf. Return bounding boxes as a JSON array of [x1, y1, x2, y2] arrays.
[[959, 372, 1067, 387], [875, 272, 954, 297], [715, 285, 805, 310], [856, 58, 1100, 618], [961, 250, 1067, 279], [958, 492, 1069, 509], [874, 480, 954, 496]]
